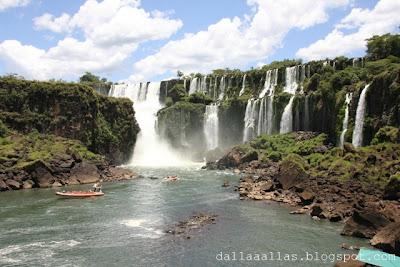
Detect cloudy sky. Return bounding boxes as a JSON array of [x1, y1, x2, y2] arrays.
[[0, 0, 399, 82]]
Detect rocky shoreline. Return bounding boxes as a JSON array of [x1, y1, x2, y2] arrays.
[[206, 132, 400, 258]]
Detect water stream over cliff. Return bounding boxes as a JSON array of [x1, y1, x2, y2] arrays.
[[352, 84, 370, 148], [110, 83, 188, 166], [204, 104, 219, 150], [339, 93, 352, 147]]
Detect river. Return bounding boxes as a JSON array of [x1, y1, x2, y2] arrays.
[[0, 166, 366, 267]]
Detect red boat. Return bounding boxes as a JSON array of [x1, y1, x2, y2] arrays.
[[56, 191, 104, 197]]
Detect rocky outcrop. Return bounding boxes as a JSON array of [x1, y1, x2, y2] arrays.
[[0, 77, 139, 164], [165, 213, 217, 237], [383, 177, 400, 200], [341, 207, 392, 238], [370, 222, 400, 256]]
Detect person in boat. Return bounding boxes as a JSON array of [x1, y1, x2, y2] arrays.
[[92, 180, 103, 192]]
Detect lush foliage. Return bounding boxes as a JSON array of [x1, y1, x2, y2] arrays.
[[367, 33, 400, 60]]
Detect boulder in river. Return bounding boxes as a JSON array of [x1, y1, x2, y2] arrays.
[[370, 222, 400, 256], [70, 162, 100, 184], [341, 207, 391, 238]]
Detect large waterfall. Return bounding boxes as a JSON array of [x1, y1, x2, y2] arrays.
[[204, 104, 219, 150], [280, 96, 295, 134], [239, 74, 246, 96], [283, 66, 299, 94], [218, 76, 226, 100], [259, 69, 278, 98], [279, 66, 300, 133], [352, 84, 370, 148], [109, 82, 187, 166], [189, 77, 199, 94], [243, 99, 259, 142], [339, 92, 352, 148]]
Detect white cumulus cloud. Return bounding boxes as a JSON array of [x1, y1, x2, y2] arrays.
[[0, 0, 30, 11], [296, 0, 400, 61], [0, 0, 182, 80], [130, 0, 350, 81]]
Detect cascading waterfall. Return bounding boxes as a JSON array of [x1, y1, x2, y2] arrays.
[[109, 82, 187, 166], [183, 79, 187, 91], [200, 75, 208, 93], [257, 97, 267, 135], [352, 84, 370, 148], [259, 69, 278, 98], [239, 74, 246, 96], [204, 104, 219, 150], [280, 66, 299, 133], [339, 92, 352, 148], [213, 77, 218, 100], [218, 76, 226, 100], [243, 99, 259, 142], [280, 96, 295, 134], [189, 77, 199, 94], [283, 66, 299, 94]]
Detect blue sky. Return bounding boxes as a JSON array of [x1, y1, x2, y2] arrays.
[[0, 0, 398, 82]]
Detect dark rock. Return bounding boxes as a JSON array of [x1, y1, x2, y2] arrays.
[[383, 177, 400, 200], [310, 205, 323, 217], [299, 191, 315, 205], [276, 157, 308, 190], [5, 179, 21, 190], [370, 222, 400, 256], [70, 162, 100, 184], [0, 179, 8, 191], [341, 207, 391, 238], [366, 154, 377, 165], [26, 160, 55, 188]]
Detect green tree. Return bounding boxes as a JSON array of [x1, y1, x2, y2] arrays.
[[366, 33, 400, 60]]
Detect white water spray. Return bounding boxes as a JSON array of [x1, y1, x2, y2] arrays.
[[352, 84, 370, 148], [239, 74, 247, 96], [204, 104, 219, 150], [280, 96, 295, 134], [339, 92, 352, 148], [110, 82, 188, 166]]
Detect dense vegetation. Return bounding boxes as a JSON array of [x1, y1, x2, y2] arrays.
[[158, 34, 400, 153], [0, 76, 139, 164]]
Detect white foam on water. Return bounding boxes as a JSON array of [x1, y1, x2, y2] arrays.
[[121, 219, 164, 239], [0, 240, 80, 265]]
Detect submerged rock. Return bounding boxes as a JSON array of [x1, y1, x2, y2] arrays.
[[165, 213, 217, 236]]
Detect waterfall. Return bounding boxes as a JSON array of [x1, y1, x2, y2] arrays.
[[257, 97, 267, 135], [189, 77, 199, 94], [259, 69, 278, 98], [266, 96, 274, 135], [339, 92, 352, 148], [283, 66, 299, 94], [243, 99, 259, 142], [352, 84, 370, 148], [304, 95, 310, 131], [213, 77, 218, 100], [109, 82, 187, 166], [280, 96, 295, 134], [200, 75, 208, 93], [204, 104, 219, 150], [279, 66, 299, 134], [183, 79, 187, 91], [239, 74, 247, 96], [218, 76, 226, 100]]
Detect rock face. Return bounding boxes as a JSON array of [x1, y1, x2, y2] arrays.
[[0, 78, 139, 164], [276, 156, 308, 190], [370, 222, 400, 256], [70, 162, 100, 184], [383, 178, 400, 200], [341, 207, 391, 238]]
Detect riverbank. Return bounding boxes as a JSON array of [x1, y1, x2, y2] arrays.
[[206, 131, 400, 257], [0, 130, 137, 191]]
